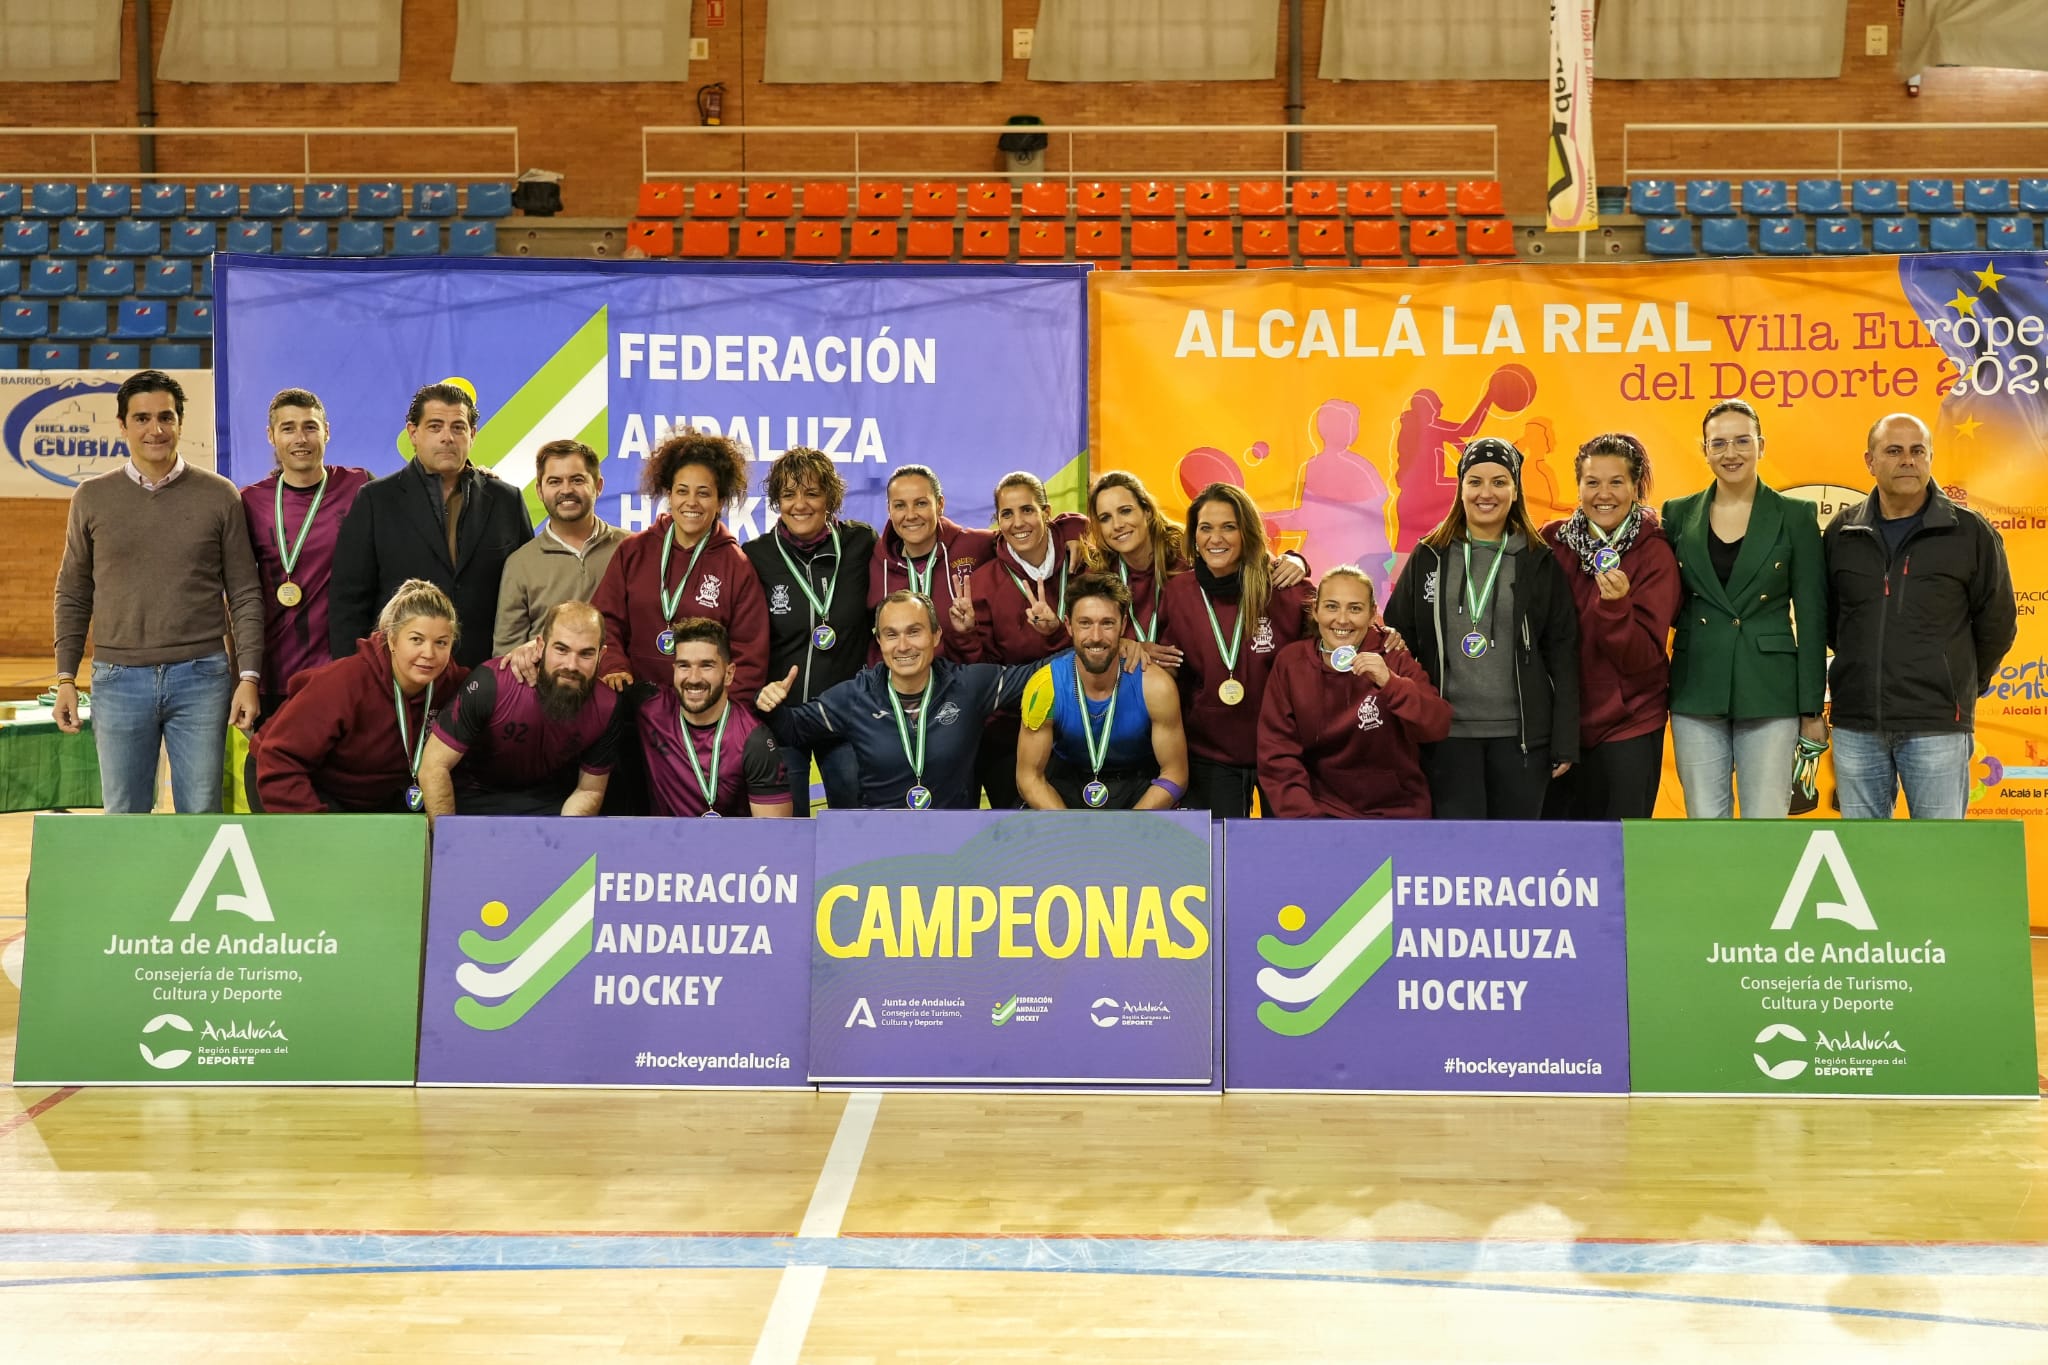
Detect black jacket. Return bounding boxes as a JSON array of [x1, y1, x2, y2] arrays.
[[741, 519, 880, 705], [328, 460, 534, 669], [1823, 483, 2016, 732], [1383, 536, 1581, 763]]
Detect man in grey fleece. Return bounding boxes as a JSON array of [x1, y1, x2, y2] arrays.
[[52, 370, 267, 813]]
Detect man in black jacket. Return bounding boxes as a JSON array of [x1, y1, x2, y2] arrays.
[[1823, 413, 2016, 818], [328, 383, 534, 668]]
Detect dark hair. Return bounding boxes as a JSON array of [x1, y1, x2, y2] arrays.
[[1700, 399, 1762, 440], [667, 615, 730, 661], [1089, 469, 1186, 573], [888, 464, 944, 500], [267, 387, 324, 423], [407, 382, 480, 429], [1574, 432, 1653, 498], [873, 588, 939, 633], [1185, 482, 1275, 631], [535, 438, 601, 481], [992, 470, 1051, 520], [1421, 444, 1548, 551], [643, 429, 749, 506], [117, 369, 185, 422], [765, 446, 845, 514], [1063, 570, 1131, 622], [536, 599, 604, 648]]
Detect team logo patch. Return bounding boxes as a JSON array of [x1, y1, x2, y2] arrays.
[[1422, 570, 1438, 604], [1356, 696, 1383, 731], [769, 584, 792, 615], [695, 575, 721, 609], [1251, 617, 1276, 654], [935, 701, 962, 726]]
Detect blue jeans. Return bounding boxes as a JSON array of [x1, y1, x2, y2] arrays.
[[1670, 713, 1799, 819], [1832, 727, 1971, 819], [89, 653, 233, 814]]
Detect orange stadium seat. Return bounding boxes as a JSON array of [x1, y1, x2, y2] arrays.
[[1018, 221, 1067, 258], [1186, 220, 1234, 260], [1238, 181, 1285, 216], [679, 221, 730, 257], [1410, 219, 1459, 257], [962, 222, 1010, 258], [1353, 219, 1403, 261], [1130, 220, 1178, 259], [907, 221, 954, 258], [911, 182, 959, 217], [1402, 180, 1448, 215], [1467, 219, 1517, 257], [857, 182, 905, 217], [850, 221, 898, 257], [1184, 181, 1230, 217], [793, 221, 843, 258], [1298, 219, 1345, 259], [1131, 181, 1175, 217], [966, 181, 1013, 217], [1021, 182, 1068, 217], [1346, 180, 1393, 216], [801, 182, 850, 217], [1292, 180, 1341, 216], [691, 182, 740, 217], [737, 221, 786, 257], [1076, 181, 1124, 217], [1242, 220, 1290, 258], [637, 182, 685, 218], [745, 182, 793, 218], [1129, 258, 1180, 270], [1455, 180, 1505, 216], [1075, 220, 1122, 258], [625, 221, 674, 256]]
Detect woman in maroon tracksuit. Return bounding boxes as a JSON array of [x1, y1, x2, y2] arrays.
[[1259, 566, 1452, 819], [1157, 482, 1313, 817], [1085, 470, 1192, 662], [251, 579, 469, 812], [1541, 432, 1682, 819], [869, 463, 995, 662]]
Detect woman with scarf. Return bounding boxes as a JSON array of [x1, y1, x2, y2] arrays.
[[1541, 433, 1682, 819]]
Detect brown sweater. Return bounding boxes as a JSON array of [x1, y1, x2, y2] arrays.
[[54, 464, 267, 679]]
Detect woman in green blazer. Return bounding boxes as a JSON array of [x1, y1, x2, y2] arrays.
[[1660, 399, 1828, 818]]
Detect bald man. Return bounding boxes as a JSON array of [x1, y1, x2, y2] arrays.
[[417, 600, 622, 816], [1823, 412, 2015, 818]]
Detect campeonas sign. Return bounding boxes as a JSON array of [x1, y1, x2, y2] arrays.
[[13, 816, 427, 1084]]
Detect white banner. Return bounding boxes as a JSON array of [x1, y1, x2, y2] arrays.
[[1546, 0, 1597, 231], [0, 370, 216, 498]]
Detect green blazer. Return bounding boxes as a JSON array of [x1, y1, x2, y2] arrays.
[[1660, 482, 1827, 719]]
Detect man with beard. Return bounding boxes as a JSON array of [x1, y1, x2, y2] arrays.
[[493, 438, 624, 656], [1015, 573, 1188, 811], [416, 600, 619, 816], [638, 616, 792, 818]]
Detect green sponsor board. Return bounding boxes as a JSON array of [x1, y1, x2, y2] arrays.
[[1625, 820, 2038, 1097], [13, 816, 429, 1084]]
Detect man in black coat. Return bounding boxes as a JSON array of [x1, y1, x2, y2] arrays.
[[328, 382, 534, 669]]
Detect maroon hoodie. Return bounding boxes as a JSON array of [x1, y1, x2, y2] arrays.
[[253, 633, 470, 813], [1158, 569, 1313, 768], [1542, 514, 1681, 748], [1113, 549, 1194, 643], [869, 516, 997, 663], [945, 511, 1091, 666], [593, 517, 769, 704], [1258, 627, 1451, 819]]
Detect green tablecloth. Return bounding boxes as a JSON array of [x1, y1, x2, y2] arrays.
[[0, 707, 102, 811]]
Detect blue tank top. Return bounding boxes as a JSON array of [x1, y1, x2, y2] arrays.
[[1043, 653, 1154, 772]]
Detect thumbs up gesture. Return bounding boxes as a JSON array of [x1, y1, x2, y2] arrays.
[[756, 665, 800, 713]]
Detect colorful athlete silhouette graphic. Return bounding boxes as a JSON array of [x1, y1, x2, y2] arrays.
[[1392, 363, 1537, 551]]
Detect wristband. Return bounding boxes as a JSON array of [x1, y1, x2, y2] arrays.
[[1149, 777, 1185, 804], [55, 675, 74, 686]]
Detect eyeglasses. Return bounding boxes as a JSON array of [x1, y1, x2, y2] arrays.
[[1705, 436, 1757, 455]]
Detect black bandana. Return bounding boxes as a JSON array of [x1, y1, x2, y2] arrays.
[[1557, 505, 1645, 575]]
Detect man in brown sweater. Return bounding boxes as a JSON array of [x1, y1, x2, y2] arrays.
[[491, 438, 622, 655], [53, 370, 267, 813]]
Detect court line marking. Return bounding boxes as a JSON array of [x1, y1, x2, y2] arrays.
[[0, 1087, 77, 1143], [750, 1265, 827, 1365], [753, 1091, 881, 1365]]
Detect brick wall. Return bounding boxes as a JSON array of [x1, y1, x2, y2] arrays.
[[0, 1, 2045, 222]]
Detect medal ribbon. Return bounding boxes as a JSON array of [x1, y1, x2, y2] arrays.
[[887, 678, 932, 791], [1461, 538, 1507, 636], [1199, 586, 1243, 674], [1005, 561, 1067, 619], [679, 705, 730, 812], [1073, 655, 1118, 781], [772, 522, 841, 628], [392, 679, 432, 784], [1118, 559, 1159, 643], [659, 522, 712, 623], [273, 471, 329, 579]]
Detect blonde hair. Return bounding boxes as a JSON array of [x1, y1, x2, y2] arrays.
[[1314, 564, 1376, 612], [376, 578, 460, 643], [1185, 483, 1274, 630]]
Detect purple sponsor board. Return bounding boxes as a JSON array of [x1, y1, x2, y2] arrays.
[[1223, 821, 1628, 1093], [810, 811, 1214, 1084], [418, 817, 811, 1087]]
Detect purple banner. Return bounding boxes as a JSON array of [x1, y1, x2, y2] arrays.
[[418, 816, 811, 1087], [1223, 821, 1627, 1093], [809, 811, 1214, 1084]]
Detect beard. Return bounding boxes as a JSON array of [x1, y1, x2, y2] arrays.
[[1077, 644, 1116, 675], [535, 666, 595, 721]]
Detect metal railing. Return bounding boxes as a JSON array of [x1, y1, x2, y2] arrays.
[[1623, 120, 2048, 181], [0, 125, 522, 182], [642, 122, 1500, 186]]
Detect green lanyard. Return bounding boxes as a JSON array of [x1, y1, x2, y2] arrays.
[[772, 522, 841, 624], [1073, 655, 1119, 780], [1006, 563, 1066, 611], [392, 679, 432, 781], [1118, 559, 1159, 643], [273, 471, 328, 579], [887, 678, 932, 788], [679, 705, 730, 813], [904, 546, 939, 597], [1199, 586, 1243, 673], [659, 523, 711, 622], [1462, 537, 1506, 626]]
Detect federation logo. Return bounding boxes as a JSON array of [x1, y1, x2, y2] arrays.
[[991, 994, 1019, 1026], [1250, 617, 1276, 654], [770, 584, 792, 615], [934, 701, 961, 726], [139, 1013, 195, 1070], [845, 997, 876, 1029], [1254, 859, 1394, 1036], [170, 824, 276, 924], [452, 855, 597, 1030], [1422, 570, 1438, 604], [1090, 997, 1120, 1028], [1753, 1022, 1809, 1080]]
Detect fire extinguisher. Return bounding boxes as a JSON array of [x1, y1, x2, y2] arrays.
[[697, 82, 725, 127]]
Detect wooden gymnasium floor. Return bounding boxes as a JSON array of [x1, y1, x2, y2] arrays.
[[0, 811, 2044, 1363]]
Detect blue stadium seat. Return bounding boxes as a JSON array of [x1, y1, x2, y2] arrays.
[[356, 182, 401, 218], [53, 300, 106, 338], [0, 304, 48, 339], [301, 182, 347, 218], [0, 184, 19, 216], [1700, 218, 1750, 255], [23, 260, 78, 297], [151, 342, 203, 368], [114, 300, 168, 339], [390, 221, 439, 256], [1963, 178, 2013, 213], [1871, 216, 1922, 252], [89, 342, 141, 368], [2, 221, 50, 255], [1815, 217, 1862, 255], [171, 301, 213, 339], [54, 219, 105, 256], [244, 183, 295, 219], [448, 220, 496, 256], [1742, 180, 1790, 214], [29, 343, 79, 369], [1795, 180, 1843, 215], [0, 261, 18, 294], [281, 222, 328, 256], [82, 260, 135, 297], [1929, 215, 1978, 252], [190, 182, 238, 218], [82, 183, 133, 218], [111, 220, 161, 256], [1685, 179, 1734, 215], [135, 183, 184, 217], [167, 222, 218, 256], [140, 260, 193, 298], [227, 222, 274, 253], [1641, 218, 1694, 256], [1851, 179, 1900, 215], [336, 221, 385, 256], [411, 182, 458, 218], [0, 344, 18, 368], [465, 182, 513, 218], [194, 260, 213, 297], [28, 182, 77, 218], [1987, 215, 2036, 249], [1628, 181, 1677, 217], [2021, 179, 2048, 213], [1908, 179, 1955, 213]]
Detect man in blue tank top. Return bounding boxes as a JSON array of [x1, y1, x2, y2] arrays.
[[1017, 572, 1189, 810]]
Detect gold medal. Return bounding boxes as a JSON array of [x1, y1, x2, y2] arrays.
[[276, 581, 303, 608], [1217, 677, 1245, 706]]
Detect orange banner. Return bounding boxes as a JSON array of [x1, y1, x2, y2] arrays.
[[1091, 257, 2048, 922]]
